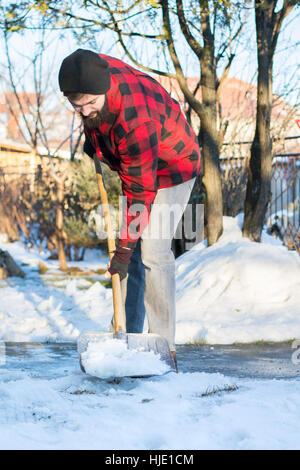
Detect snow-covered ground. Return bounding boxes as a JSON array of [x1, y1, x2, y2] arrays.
[[0, 214, 300, 450], [1, 361, 300, 450], [0, 214, 299, 345]]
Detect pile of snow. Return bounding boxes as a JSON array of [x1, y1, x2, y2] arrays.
[[175, 214, 300, 345], [81, 337, 170, 378]]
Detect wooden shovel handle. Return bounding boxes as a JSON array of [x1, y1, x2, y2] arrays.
[[93, 155, 125, 332]]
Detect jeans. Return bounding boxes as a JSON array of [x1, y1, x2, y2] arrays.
[[121, 177, 196, 351]]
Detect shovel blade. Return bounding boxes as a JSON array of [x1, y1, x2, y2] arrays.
[[77, 331, 176, 377]]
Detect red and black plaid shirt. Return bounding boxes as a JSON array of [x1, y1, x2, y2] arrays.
[[84, 54, 201, 248]]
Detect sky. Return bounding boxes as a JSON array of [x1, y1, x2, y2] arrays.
[[0, 3, 299, 108]]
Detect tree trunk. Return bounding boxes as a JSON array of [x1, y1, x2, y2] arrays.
[[0, 212, 19, 241], [200, 112, 223, 245], [243, 103, 273, 241], [243, 32, 273, 241], [79, 247, 86, 261], [162, 0, 223, 247], [243, 0, 287, 241], [200, 12, 223, 246], [55, 178, 67, 270]]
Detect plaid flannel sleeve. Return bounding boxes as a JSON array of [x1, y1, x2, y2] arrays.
[[117, 121, 159, 248]]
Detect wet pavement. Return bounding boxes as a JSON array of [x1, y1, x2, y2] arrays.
[[1, 341, 300, 380], [177, 343, 300, 379]]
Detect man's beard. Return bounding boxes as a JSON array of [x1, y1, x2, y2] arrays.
[[81, 96, 109, 129]]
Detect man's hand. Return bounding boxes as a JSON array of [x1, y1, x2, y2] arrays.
[[106, 246, 133, 281]]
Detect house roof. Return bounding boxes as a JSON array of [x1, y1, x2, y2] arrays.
[[0, 92, 39, 114], [0, 140, 31, 153], [156, 75, 291, 120]]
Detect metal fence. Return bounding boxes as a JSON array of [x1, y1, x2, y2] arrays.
[[188, 151, 300, 252], [266, 154, 300, 250], [218, 153, 300, 251]]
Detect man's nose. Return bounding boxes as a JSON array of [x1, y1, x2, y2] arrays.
[[81, 106, 92, 117]]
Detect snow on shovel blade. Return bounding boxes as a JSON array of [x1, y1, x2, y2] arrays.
[[77, 331, 176, 379]]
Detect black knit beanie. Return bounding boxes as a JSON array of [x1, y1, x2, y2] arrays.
[[58, 49, 111, 94]]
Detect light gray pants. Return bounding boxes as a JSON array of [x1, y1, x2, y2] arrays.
[[120, 177, 196, 351]]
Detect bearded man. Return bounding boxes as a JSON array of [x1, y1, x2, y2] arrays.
[[58, 49, 201, 368]]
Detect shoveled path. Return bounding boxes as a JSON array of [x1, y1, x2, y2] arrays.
[[2, 341, 299, 380]]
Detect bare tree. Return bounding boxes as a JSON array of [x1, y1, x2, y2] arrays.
[[0, 15, 83, 269], [242, 0, 299, 241]]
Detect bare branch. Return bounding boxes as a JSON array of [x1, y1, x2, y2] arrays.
[[90, 0, 143, 15], [34, 2, 164, 40], [3, 29, 35, 144], [176, 0, 203, 59], [161, 0, 203, 116], [101, 0, 175, 77], [216, 53, 235, 92], [215, 10, 249, 65], [271, 0, 299, 55]]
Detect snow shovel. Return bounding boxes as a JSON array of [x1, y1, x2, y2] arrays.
[[77, 153, 176, 377]]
